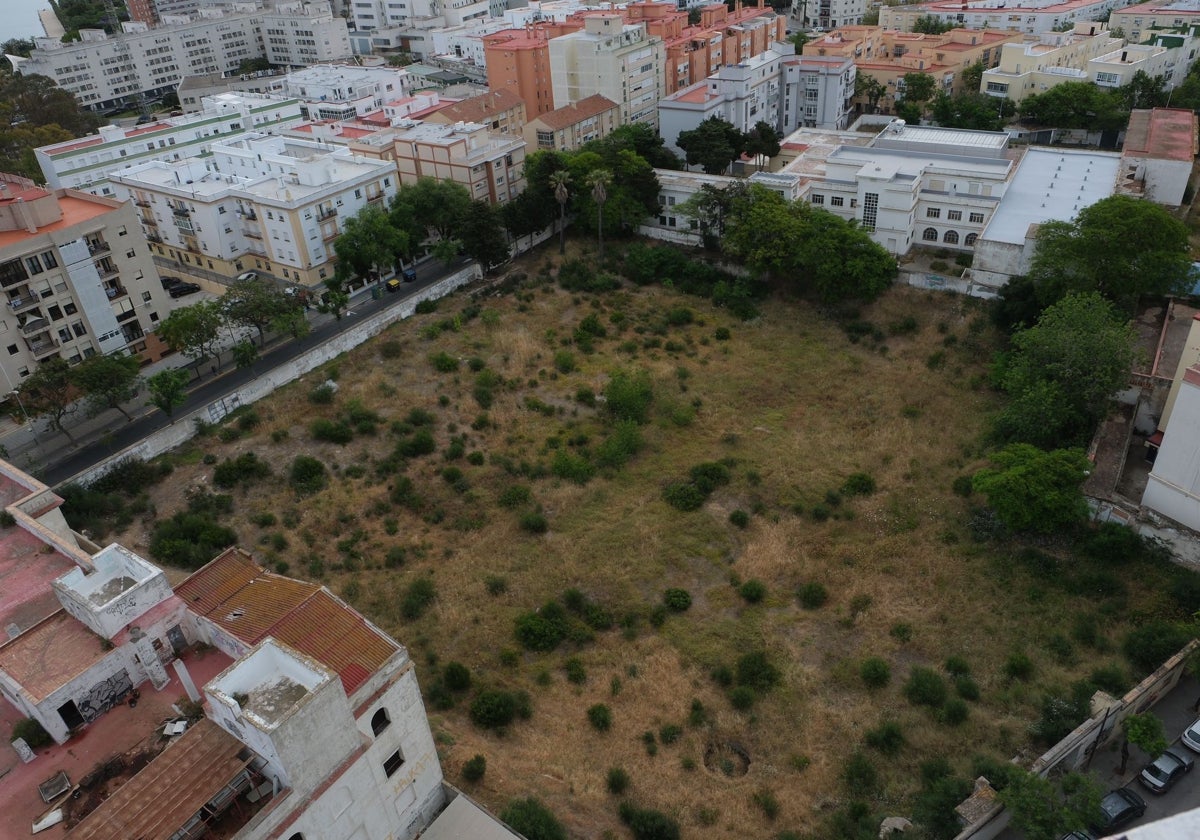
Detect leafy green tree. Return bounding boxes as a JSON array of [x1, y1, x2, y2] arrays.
[[499, 797, 566, 840], [676, 116, 746, 175], [855, 73, 887, 112], [1117, 69, 1167, 110], [232, 339, 258, 370], [899, 71, 937, 120], [236, 57, 271, 75], [392, 177, 472, 241], [1120, 712, 1167, 774], [743, 120, 782, 170], [549, 170, 571, 255], [2, 72, 101, 135], [333, 205, 410, 282], [676, 181, 748, 248], [931, 91, 1015, 131], [972, 444, 1091, 534], [157, 299, 224, 375], [317, 278, 350, 321], [502, 189, 552, 251], [432, 237, 461, 266], [71, 353, 141, 421], [601, 122, 682, 170], [588, 169, 612, 258], [1018, 81, 1126, 130], [1027, 195, 1191, 310], [221, 276, 297, 346], [998, 770, 1103, 840], [993, 293, 1138, 448], [459, 200, 510, 270], [912, 14, 954, 34], [960, 60, 986, 92], [145, 368, 191, 418], [18, 357, 78, 441], [789, 31, 810, 52]]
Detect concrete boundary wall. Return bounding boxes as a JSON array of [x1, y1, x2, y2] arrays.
[[64, 264, 482, 488], [951, 639, 1200, 840]]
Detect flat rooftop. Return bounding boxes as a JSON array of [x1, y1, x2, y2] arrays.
[[1124, 107, 1199, 162], [982, 147, 1120, 245], [1118, 0, 1200, 13], [0, 611, 109, 702], [0, 193, 115, 250]]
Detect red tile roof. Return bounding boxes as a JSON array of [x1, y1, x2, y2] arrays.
[[176, 549, 399, 695], [427, 89, 526, 124], [534, 94, 619, 130]]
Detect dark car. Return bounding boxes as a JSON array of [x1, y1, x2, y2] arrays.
[[1059, 832, 1094, 840], [160, 275, 182, 289], [168, 281, 201, 298], [1094, 787, 1147, 834], [402, 266, 417, 282], [1139, 746, 1195, 793]]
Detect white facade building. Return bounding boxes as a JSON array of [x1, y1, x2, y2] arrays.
[[10, 2, 352, 112], [282, 64, 411, 119], [1143, 363, 1200, 531], [35, 93, 305, 197], [549, 15, 664, 128], [109, 133, 399, 287], [803, 0, 869, 30], [880, 0, 1139, 36]]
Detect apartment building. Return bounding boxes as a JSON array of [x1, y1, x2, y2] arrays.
[[0, 174, 173, 385], [35, 93, 305, 197], [782, 54, 858, 131], [109, 133, 399, 288], [802, 0, 870, 29], [881, 0, 1139, 36], [349, 121, 526, 204], [483, 22, 586, 118], [550, 15, 664, 128], [1112, 0, 1200, 41], [1120, 107, 1199, 206], [10, 2, 352, 113], [522, 94, 621, 152], [0, 461, 519, 840], [282, 64, 411, 120], [177, 70, 289, 112], [980, 23, 1123, 102], [424, 88, 528, 135], [805, 26, 1022, 111]]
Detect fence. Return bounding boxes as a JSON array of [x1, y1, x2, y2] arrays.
[[64, 264, 482, 487]]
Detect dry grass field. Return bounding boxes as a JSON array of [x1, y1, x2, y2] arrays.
[[104, 246, 1180, 839]]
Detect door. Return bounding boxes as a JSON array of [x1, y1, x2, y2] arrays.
[[57, 700, 85, 730], [167, 624, 187, 655]]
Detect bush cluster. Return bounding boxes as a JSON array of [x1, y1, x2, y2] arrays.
[[663, 461, 731, 511]]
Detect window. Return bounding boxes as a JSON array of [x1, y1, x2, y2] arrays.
[[25, 256, 43, 275], [943, 230, 959, 244], [42, 251, 57, 269], [6, 344, 16, 355], [926, 208, 940, 219], [371, 708, 391, 736], [287, 834, 305, 840], [383, 749, 404, 777], [811, 194, 825, 205], [947, 210, 962, 221], [965, 232, 978, 246], [969, 212, 984, 224], [830, 196, 844, 207], [862, 193, 878, 231], [923, 227, 938, 241]]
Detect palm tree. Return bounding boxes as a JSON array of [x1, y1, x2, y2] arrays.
[[549, 170, 570, 255], [587, 169, 612, 259]]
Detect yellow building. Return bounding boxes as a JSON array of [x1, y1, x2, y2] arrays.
[[980, 23, 1121, 103]]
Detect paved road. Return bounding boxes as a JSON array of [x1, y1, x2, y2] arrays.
[[13, 258, 471, 486]]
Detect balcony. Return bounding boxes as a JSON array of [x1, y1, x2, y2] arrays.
[[142, 215, 158, 227], [20, 317, 50, 336], [105, 284, 128, 301], [316, 206, 337, 221], [172, 206, 191, 217], [9, 296, 38, 311], [95, 263, 119, 280], [175, 217, 195, 234], [237, 207, 257, 220], [115, 307, 138, 323], [133, 198, 151, 208], [147, 232, 163, 244], [322, 227, 339, 243], [27, 337, 59, 358], [87, 240, 110, 256], [244, 229, 263, 240], [366, 192, 384, 204]]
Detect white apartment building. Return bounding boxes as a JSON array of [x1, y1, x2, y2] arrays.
[[881, 0, 1140, 37], [36, 93, 305, 197], [1089, 39, 1196, 89], [802, 0, 870, 30], [109, 133, 399, 288], [10, 2, 352, 113], [549, 15, 665, 128], [1112, 0, 1200, 41], [0, 174, 174, 384], [282, 64, 411, 120], [658, 51, 855, 157]]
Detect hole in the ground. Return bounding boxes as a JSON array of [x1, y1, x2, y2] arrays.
[[704, 738, 750, 777]]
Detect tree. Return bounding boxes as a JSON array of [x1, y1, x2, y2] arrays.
[[502, 189, 551, 252], [499, 798, 566, 840], [317, 278, 350, 322], [677, 181, 747, 248], [743, 120, 782, 170], [549, 170, 571, 255], [1120, 712, 1167, 775], [157, 299, 224, 376], [232, 339, 258, 370], [588, 169, 612, 258], [432, 237, 461, 266], [912, 14, 954, 34], [333, 205, 410, 282], [789, 31, 810, 52], [221, 276, 298, 346], [998, 770, 1103, 840], [1117, 70, 1166, 111], [236, 57, 272, 75], [1018, 81, 1126, 130], [676, 116, 745, 175], [931, 91, 1014, 131], [1027, 195, 1192, 310], [2, 72, 100, 135], [972, 444, 1091, 534], [392, 177, 472, 242], [960, 60, 986, 92], [899, 71, 937, 119], [993, 293, 1138, 448], [602, 123, 682, 170], [459, 200, 510, 270], [18, 357, 78, 442], [145, 368, 191, 418], [72, 353, 141, 421], [855, 73, 887, 113]]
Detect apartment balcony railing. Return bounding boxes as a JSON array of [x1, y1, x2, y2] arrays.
[[175, 218, 195, 233], [367, 192, 384, 204], [172, 206, 191, 217], [322, 227, 339, 242], [87, 240, 110, 256], [20, 317, 50, 336], [244, 229, 263, 240], [142, 215, 158, 227], [115, 307, 138, 323], [28, 337, 59, 358], [95, 264, 119, 280], [147, 232, 163, 244], [237, 207, 257, 220], [133, 198, 151, 208], [105, 284, 128, 301], [317, 206, 337, 221], [9, 296, 38, 311]]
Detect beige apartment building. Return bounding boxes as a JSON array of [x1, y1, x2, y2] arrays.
[[522, 94, 621, 152], [350, 122, 526, 205], [0, 174, 174, 387], [423, 89, 528, 136], [981, 23, 1122, 102], [549, 15, 665, 128]]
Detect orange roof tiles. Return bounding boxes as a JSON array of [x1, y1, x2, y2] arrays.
[[0, 611, 110, 701], [65, 718, 250, 840], [428, 89, 525, 124], [176, 549, 399, 695], [535, 95, 619, 130]]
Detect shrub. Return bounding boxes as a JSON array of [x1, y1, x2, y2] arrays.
[[606, 767, 630, 794], [514, 603, 569, 651], [752, 788, 780, 820], [1081, 522, 1148, 564], [485, 575, 508, 596], [715, 326, 732, 341], [401, 578, 437, 620], [618, 802, 681, 840], [397, 429, 436, 458], [587, 703, 613, 731], [595, 420, 643, 469], [662, 481, 706, 511], [13, 717, 51, 748], [860, 657, 891, 689], [385, 546, 407, 568], [150, 512, 237, 570], [798, 582, 829, 609], [728, 509, 750, 528], [520, 511, 549, 534], [955, 675, 981, 701], [659, 724, 682, 744], [739, 579, 767, 603], [663, 588, 692, 612], [1124, 621, 1193, 674], [736, 651, 781, 692], [690, 461, 731, 494], [564, 657, 587, 684], [551, 450, 594, 484], [952, 475, 974, 497], [890, 622, 914, 642], [429, 351, 459, 372], [444, 662, 472, 692], [729, 686, 756, 710], [842, 472, 877, 496], [212, 453, 272, 488], [940, 698, 970, 726], [500, 798, 566, 840], [1031, 683, 1091, 746], [553, 350, 576, 373], [310, 418, 354, 444], [1089, 664, 1129, 695], [843, 752, 878, 792], [944, 656, 971, 677], [604, 369, 654, 423], [498, 484, 532, 509], [462, 754, 486, 783], [904, 667, 948, 708], [289, 456, 328, 495], [865, 721, 904, 755], [470, 690, 519, 730], [1003, 652, 1035, 682], [308, 383, 336, 404]]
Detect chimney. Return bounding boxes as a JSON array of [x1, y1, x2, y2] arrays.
[[14, 198, 38, 234]]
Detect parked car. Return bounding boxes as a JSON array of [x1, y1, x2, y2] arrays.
[[402, 266, 417, 282], [1059, 831, 1094, 840], [386, 278, 401, 293], [168, 281, 201, 298], [236, 271, 258, 282], [160, 275, 182, 289], [1139, 746, 1194, 793], [1093, 787, 1147, 834], [1182, 717, 1200, 752]]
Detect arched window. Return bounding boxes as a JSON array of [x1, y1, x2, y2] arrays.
[[922, 227, 938, 241], [371, 708, 391, 736], [287, 834, 304, 840], [943, 230, 959, 244], [965, 232, 978, 246]]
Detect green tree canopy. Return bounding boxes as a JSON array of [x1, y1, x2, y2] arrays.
[[157, 299, 224, 373], [499, 797, 566, 840], [145, 368, 191, 418], [998, 769, 1103, 840], [899, 71, 937, 115], [676, 116, 746, 175], [18, 357, 78, 440], [71, 353, 141, 421], [459, 200, 510, 270], [1018, 81, 1126, 130], [912, 14, 954, 34], [743, 120, 782, 167], [1124, 712, 1167, 759], [221, 276, 298, 346], [333, 205, 410, 281], [972, 444, 1091, 533], [392, 177, 472, 242], [931, 91, 1014, 131], [855, 73, 887, 112], [1027, 195, 1192, 310]]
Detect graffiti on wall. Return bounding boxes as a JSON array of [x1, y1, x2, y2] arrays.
[[77, 670, 132, 722]]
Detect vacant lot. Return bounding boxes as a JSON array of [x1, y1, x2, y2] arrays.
[[106, 247, 1185, 838]]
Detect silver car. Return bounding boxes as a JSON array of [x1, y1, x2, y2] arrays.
[[1139, 746, 1194, 793], [1182, 717, 1200, 752]]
